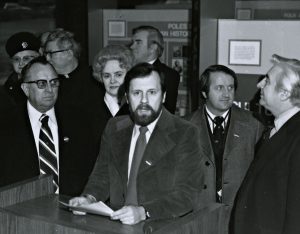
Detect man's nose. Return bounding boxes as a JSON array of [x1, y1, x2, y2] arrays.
[[130, 43, 135, 49], [141, 92, 148, 103], [222, 88, 230, 96], [45, 83, 53, 92]]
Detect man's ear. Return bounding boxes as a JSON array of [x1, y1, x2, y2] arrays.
[[21, 83, 29, 97], [279, 89, 291, 101], [202, 91, 207, 99]]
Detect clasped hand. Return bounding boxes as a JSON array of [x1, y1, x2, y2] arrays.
[[111, 205, 146, 225]]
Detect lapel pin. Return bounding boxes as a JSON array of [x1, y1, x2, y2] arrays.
[[145, 160, 152, 166], [234, 134, 240, 138], [63, 137, 70, 142]]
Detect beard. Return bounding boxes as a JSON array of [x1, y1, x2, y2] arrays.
[[130, 103, 163, 126]]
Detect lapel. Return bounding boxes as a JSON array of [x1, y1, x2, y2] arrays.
[[251, 111, 300, 176], [138, 108, 176, 174], [193, 106, 215, 165], [19, 104, 40, 172], [111, 117, 134, 191], [223, 106, 244, 158]]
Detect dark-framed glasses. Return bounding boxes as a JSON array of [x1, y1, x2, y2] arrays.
[[24, 78, 60, 89], [44, 48, 70, 56]]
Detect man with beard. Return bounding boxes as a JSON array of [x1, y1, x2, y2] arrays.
[[187, 65, 263, 234], [70, 63, 203, 225], [231, 59, 300, 234]]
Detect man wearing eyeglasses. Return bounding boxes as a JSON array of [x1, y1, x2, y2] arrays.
[[1, 57, 99, 196], [43, 28, 101, 115], [43, 29, 102, 157], [4, 32, 40, 104]]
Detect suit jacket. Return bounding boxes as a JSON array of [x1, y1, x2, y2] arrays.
[[188, 104, 263, 233], [0, 102, 98, 196], [83, 108, 203, 220], [153, 59, 180, 114], [231, 111, 300, 234]]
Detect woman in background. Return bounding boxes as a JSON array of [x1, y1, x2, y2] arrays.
[[92, 44, 133, 147]]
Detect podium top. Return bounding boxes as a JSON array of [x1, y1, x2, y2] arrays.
[[1, 194, 144, 234]]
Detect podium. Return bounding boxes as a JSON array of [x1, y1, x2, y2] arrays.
[[0, 175, 223, 234], [0, 175, 144, 234]]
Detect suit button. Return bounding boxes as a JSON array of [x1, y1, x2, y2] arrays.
[[203, 184, 207, 189], [205, 161, 210, 166]]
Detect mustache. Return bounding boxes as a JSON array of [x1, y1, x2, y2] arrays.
[[136, 104, 153, 111]]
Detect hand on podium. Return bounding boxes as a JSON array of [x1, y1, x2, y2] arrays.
[[69, 194, 96, 215], [110, 205, 146, 225]]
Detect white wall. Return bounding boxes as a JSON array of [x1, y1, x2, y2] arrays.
[[218, 19, 300, 74]]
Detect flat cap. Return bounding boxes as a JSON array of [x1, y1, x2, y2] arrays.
[[6, 32, 40, 57]]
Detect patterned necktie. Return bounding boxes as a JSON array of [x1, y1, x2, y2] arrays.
[[125, 126, 148, 206], [39, 114, 59, 192], [213, 116, 224, 142]]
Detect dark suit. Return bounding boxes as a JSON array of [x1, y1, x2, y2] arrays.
[[153, 59, 180, 114], [4, 72, 26, 105], [0, 102, 98, 196], [231, 111, 300, 234], [188, 104, 263, 234], [83, 108, 203, 220]]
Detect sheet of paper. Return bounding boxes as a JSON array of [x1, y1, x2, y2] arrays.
[[59, 201, 114, 216]]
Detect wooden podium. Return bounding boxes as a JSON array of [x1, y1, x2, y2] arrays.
[[0, 175, 144, 234], [0, 175, 223, 234]]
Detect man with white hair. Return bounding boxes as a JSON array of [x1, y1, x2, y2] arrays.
[[231, 59, 300, 234]]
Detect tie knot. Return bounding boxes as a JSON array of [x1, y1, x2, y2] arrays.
[[139, 126, 148, 135], [40, 114, 49, 125], [214, 116, 224, 126]]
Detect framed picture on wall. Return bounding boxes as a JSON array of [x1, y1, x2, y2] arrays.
[[228, 40, 261, 66], [108, 21, 126, 37]]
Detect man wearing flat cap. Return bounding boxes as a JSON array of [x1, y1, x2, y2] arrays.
[[5, 32, 40, 104]]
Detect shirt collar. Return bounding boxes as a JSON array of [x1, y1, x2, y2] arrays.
[[27, 101, 57, 126], [274, 106, 300, 132], [148, 59, 156, 65], [205, 105, 230, 120], [104, 92, 119, 105]]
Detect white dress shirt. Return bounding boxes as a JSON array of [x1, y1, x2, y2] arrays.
[[127, 112, 162, 178], [104, 92, 120, 117]]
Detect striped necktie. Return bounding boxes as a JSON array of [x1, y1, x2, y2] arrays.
[[39, 114, 59, 192]]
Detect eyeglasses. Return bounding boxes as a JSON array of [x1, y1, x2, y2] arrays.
[[44, 48, 70, 56], [24, 78, 60, 89]]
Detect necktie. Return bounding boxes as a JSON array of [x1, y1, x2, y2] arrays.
[[39, 114, 59, 192], [213, 116, 224, 202], [125, 126, 148, 206], [213, 116, 224, 142]]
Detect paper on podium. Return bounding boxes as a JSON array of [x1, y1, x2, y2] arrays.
[[59, 201, 114, 216]]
